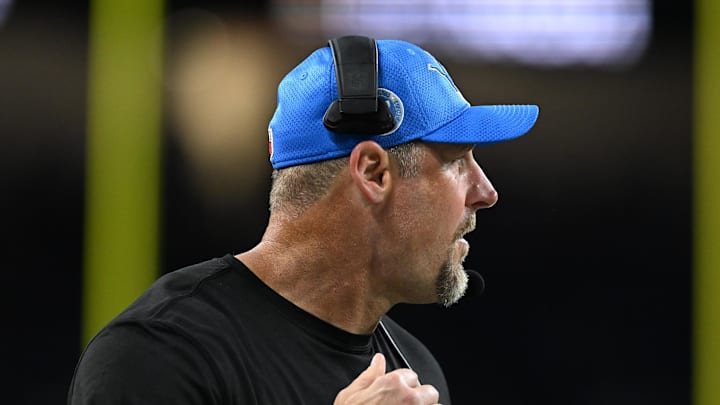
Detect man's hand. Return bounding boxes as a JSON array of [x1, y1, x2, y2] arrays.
[[334, 353, 441, 405]]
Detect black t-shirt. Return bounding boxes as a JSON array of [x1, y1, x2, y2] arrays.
[[68, 255, 451, 404]]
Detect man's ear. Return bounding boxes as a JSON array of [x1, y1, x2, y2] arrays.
[[349, 141, 392, 203]]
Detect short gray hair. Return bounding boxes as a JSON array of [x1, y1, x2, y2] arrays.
[[269, 141, 424, 216]]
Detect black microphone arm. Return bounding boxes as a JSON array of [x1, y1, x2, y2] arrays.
[[464, 270, 486, 298]]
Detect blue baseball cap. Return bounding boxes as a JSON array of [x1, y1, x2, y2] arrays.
[[268, 39, 539, 169]]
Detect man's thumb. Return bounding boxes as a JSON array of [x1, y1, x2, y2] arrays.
[[355, 353, 386, 387]]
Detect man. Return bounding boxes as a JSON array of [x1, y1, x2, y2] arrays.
[[68, 36, 538, 404]]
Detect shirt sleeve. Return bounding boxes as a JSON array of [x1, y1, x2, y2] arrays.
[[68, 321, 222, 405]]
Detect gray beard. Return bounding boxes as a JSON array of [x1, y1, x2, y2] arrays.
[[436, 214, 474, 306], [436, 260, 469, 307]]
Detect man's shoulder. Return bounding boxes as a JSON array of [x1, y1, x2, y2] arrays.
[[100, 254, 264, 340], [162, 255, 235, 290], [69, 255, 267, 404]]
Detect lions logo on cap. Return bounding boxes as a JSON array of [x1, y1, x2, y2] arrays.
[[377, 88, 403, 136]]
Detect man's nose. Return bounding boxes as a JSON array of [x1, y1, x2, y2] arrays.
[[467, 161, 498, 210]]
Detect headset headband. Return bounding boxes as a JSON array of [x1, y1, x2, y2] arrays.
[[322, 36, 396, 135]]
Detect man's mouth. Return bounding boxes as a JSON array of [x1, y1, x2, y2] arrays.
[[455, 238, 470, 262], [456, 214, 476, 240]]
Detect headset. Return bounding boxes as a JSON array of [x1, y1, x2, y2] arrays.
[[378, 319, 414, 371], [323, 35, 396, 135]]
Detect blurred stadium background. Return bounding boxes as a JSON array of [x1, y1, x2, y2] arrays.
[[2, 0, 710, 404]]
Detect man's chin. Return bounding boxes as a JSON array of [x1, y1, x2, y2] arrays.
[[436, 264, 469, 307]]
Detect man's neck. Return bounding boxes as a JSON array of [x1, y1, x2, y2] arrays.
[[235, 216, 391, 335]]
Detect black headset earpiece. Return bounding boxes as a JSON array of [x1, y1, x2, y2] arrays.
[[322, 35, 396, 135]]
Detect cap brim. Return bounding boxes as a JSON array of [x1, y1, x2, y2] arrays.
[[421, 104, 539, 145]]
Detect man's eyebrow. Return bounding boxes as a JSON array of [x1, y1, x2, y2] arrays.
[[452, 144, 474, 156], [436, 145, 473, 163]]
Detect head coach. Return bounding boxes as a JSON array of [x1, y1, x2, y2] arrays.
[[68, 36, 539, 405]]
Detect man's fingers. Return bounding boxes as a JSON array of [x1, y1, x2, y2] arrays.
[[373, 371, 439, 404], [387, 368, 420, 388], [354, 353, 387, 388], [378, 369, 439, 402], [335, 355, 441, 405], [367, 353, 386, 377], [416, 384, 440, 404]]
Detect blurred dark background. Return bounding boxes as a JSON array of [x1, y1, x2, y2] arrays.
[[2, 0, 692, 404]]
